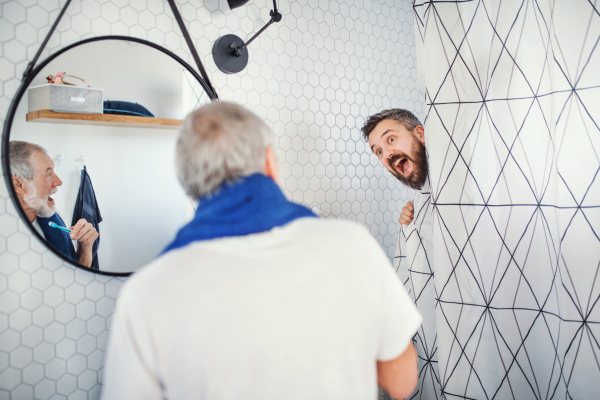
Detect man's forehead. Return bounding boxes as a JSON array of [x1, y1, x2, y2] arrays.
[[32, 151, 53, 170], [369, 119, 403, 144], [376, 119, 408, 132]]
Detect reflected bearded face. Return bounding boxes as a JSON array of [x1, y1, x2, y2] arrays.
[[22, 151, 62, 218], [23, 181, 57, 218], [368, 119, 429, 190]]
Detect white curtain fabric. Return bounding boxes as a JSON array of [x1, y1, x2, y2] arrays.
[[410, 1, 600, 398], [396, 179, 440, 399]]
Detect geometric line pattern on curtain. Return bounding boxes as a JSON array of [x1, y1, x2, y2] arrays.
[[396, 179, 442, 400], [412, 0, 600, 399]]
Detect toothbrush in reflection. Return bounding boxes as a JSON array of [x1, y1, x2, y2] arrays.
[[48, 221, 72, 233]]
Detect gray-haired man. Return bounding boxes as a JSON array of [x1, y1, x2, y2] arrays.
[[102, 102, 422, 400], [9, 141, 98, 268]]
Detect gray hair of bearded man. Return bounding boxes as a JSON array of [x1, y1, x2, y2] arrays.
[[9, 141, 47, 180], [175, 102, 274, 200]]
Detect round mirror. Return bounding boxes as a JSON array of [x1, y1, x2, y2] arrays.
[[2, 36, 213, 275]]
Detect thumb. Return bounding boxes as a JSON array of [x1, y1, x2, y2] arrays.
[[408, 202, 413, 211]]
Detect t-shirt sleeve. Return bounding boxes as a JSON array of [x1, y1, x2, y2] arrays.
[[368, 233, 423, 361], [101, 280, 164, 400]]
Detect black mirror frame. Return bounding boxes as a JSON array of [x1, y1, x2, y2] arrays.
[[1, 35, 214, 277]]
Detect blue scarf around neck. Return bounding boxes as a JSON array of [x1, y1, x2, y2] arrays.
[[162, 174, 317, 254], [37, 213, 78, 263]]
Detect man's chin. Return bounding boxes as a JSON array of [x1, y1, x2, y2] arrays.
[[35, 202, 56, 219], [391, 170, 427, 190], [36, 210, 56, 218]]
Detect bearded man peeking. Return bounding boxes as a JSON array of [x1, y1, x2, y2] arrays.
[[9, 141, 98, 268], [361, 109, 439, 398]]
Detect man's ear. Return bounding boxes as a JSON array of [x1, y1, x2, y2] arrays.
[[263, 146, 280, 183], [12, 176, 26, 195], [414, 126, 425, 145]]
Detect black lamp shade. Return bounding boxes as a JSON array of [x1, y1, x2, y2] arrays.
[[227, 0, 250, 9], [213, 34, 249, 74]]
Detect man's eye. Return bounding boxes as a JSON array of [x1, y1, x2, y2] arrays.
[[388, 136, 395, 143], [376, 150, 382, 156]]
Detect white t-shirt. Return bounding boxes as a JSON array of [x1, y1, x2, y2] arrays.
[[32, 218, 44, 236], [101, 218, 422, 400]]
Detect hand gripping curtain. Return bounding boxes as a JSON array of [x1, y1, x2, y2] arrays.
[[407, 1, 600, 399]]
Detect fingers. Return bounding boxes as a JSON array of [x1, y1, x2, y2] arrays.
[[399, 216, 410, 225], [70, 219, 98, 244], [398, 212, 410, 225], [398, 201, 415, 225], [68, 219, 86, 240], [79, 229, 98, 244], [398, 214, 413, 225]]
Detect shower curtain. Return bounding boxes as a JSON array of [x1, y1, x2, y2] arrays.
[[408, 1, 600, 398]]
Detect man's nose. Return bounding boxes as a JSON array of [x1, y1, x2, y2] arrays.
[[382, 148, 394, 162], [53, 173, 62, 187]]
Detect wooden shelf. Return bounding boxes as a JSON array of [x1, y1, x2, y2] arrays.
[[26, 110, 182, 129]]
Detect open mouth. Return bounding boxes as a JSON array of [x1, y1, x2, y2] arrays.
[[47, 196, 54, 204], [393, 158, 412, 176]]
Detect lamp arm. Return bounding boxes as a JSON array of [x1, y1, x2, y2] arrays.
[[167, 0, 218, 100], [23, 0, 72, 80], [233, 0, 282, 56]]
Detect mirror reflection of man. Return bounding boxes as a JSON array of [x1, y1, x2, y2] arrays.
[[362, 109, 440, 397], [9, 141, 99, 268]]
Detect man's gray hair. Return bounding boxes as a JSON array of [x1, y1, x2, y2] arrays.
[[9, 141, 47, 180], [175, 102, 273, 200], [361, 109, 423, 141]]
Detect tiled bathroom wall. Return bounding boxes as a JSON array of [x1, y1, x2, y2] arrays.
[[0, 0, 423, 398]]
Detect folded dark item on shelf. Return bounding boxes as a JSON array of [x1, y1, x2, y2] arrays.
[[103, 101, 155, 117]]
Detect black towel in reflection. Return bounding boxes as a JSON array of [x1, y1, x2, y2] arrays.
[[71, 166, 102, 270]]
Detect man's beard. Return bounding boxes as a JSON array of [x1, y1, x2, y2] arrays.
[[387, 138, 429, 190], [23, 182, 56, 218]]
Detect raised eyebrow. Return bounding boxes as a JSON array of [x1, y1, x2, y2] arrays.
[[370, 144, 383, 154], [380, 128, 394, 139]]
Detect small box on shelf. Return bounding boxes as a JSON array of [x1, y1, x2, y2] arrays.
[[28, 84, 103, 114]]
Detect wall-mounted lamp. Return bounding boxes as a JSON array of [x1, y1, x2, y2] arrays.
[[227, 0, 250, 9], [213, 0, 282, 74]]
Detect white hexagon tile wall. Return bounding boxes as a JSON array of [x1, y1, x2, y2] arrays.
[[0, 0, 423, 399]]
